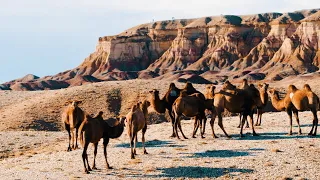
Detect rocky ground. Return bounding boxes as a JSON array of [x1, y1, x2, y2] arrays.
[[0, 111, 319, 180]]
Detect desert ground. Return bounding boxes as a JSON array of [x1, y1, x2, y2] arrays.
[[0, 79, 320, 179]]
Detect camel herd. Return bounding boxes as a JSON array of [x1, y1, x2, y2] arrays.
[[61, 80, 319, 173]]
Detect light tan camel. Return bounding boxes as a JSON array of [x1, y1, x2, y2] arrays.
[[210, 81, 260, 138], [62, 100, 85, 151], [268, 88, 300, 135], [78, 112, 125, 173], [126, 100, 150, 159], [171, 91, 208, 139], [288, 84, 319, 136]]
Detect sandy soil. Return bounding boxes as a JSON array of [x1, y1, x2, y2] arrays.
[[0, 111, 319, 180]]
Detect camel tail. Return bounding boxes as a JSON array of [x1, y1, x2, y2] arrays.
[[78, 121, 86, 147]]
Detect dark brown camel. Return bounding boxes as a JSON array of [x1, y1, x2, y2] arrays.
[[78, 112, 125, 173]]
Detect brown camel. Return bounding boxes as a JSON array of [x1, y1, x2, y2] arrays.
[[78, 112, 125, 173], [61, 100, 85, 151], [288, 84, 319, 136], [255, 83, 269, 126], [126, 100, 150, 159], [172, 91, 207, 139], [149, 83, 181, 137], [268, 88, 300, 135], [237, 79, 250, 128], [210, 81, 260, 138]]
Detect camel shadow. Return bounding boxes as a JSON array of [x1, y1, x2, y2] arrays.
[[143, 166, 253, 178], [230, 132, 319, 140], [114, 139, 185, 148], [185, 150, 250, 158]]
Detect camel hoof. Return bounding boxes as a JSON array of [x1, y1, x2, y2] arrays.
[[213, 135, 218, 138], [67, 147, 72, 152], [169, 134, 176, 138], [237, 125, 240, 128], [192, 135, 196, 138], [226, 135, 232, 139], [183, 136, 188, 139], [107, 166, 113, 169], [239, 134, 244, 138], [92, 167, 97, 170], [144, 151, 148, 154], [253, 133, 258, 136], [84, 170, 90, 174], [312, 134, 317, 137], [287, 133, 293, 136], [201, 136, 205, 139]]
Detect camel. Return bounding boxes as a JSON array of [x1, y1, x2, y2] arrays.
[[268, 88, 300, 135], [126, 100, 150, 159], [255, 83, 269, 126], [210, 81, 260, 138], [288, 84, 319, 136], [61, 100, 85, 151], [149, 83, 181, 137], [78, 112, 125, 173], [237, 79, 250, 128]]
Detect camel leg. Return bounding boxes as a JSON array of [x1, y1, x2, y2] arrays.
[[237, 113, 242, 128], [199, 116, 203, 138], [178, 119, 188, 139], [192, 117, 199, 138], [255, 109, 260, 126], [286, 109, 293, 135], [249, 112, 258, 136], [168, 111, 176, 138], [309, 110, 318, 136], [130, 132, 136, 159], [240, 114, 246, 137], [201, 115, 207, 138], [293, 110, 301, 135], [82, 142, 90, 174], [70, 127, 76, 150], [174, 115, 180, 139], [65, 123, 72, 152], [245, 114, 250, 128], [218, 113, 230, 138], [210, 111, 218, 138], [134, 133, 138, 155], [75, 128, 79, 149], [91, 142, 98, 170], [142, 124, 148, 154], [103, 138, 112, 169]]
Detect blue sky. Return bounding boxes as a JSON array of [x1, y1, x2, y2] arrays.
[[0, 0, 319, 83]]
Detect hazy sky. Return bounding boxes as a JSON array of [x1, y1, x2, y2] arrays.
[[1, 0, 319, 83]]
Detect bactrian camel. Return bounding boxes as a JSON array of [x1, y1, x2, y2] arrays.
[[78, 112, 125, 173], [126, 100, 150, 159], [62, 100, 85, 151]]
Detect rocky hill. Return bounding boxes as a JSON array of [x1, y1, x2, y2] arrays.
[[2, 9, 320, 90]]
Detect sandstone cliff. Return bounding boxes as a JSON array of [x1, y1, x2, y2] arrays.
[[2, 8, 320, 90]]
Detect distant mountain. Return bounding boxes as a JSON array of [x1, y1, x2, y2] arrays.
[[2, 8, 320, 90]]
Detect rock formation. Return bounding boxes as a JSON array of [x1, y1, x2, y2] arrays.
[[2, 9, 320, 90]]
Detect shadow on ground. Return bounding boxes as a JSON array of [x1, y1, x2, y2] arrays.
[[227, 132, 319, 140], [183, 150, 250, 158], [114, 139, 185, 148], [143, 166, 254, 178]]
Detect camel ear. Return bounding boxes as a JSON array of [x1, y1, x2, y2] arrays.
[[75, 100, 82, 104], [258, 84, 262, 88], [149, 90, 153, 94]]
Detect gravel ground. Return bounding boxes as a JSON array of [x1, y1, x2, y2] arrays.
[[0, 111, 319, 180]]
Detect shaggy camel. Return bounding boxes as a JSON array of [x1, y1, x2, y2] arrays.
[[78, 112, 125, 173], [268, 88, 300, 135], [210, 81, 260, 138], [149, 83, 181, 137], [237, 79, 250, 128], [126, 100, 150, 159], [288, 84, 319, 136], [62, 100, 85, 151]]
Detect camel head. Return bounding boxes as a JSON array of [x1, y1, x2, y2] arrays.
[[183, 82, 196, 92], [258, 83, 269, 92], [205, 85, 216, 98], [304, 84, 312, 91], [179, 90, 188, 97], [149, 89, 160, 99], [267, 88, 279, 97], [140, 100, 151, 110], [169, 83, 176, 90], [117, 116, 126, 127], [288, 84, 298, 93]]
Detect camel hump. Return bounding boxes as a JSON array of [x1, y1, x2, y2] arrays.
[[304, 84, 312, 91], [288, 84, 298, 92]]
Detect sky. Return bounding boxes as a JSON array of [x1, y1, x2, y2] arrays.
[[0, 0, 319, 83]]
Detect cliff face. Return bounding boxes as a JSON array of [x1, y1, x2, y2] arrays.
[[3, 9, 320, 90]]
